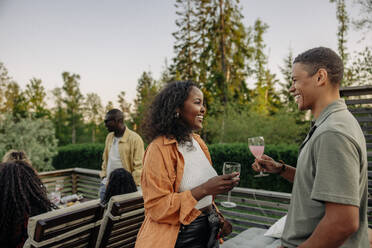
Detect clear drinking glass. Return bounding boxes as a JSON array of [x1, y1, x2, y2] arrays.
[[220, 162, 241, 208], [248, 136, 269, 177]]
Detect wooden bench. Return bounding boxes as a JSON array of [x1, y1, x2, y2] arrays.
[[96, 191, 145, 248], [24, 199, 104, 248], [215, 187, 291, 237]]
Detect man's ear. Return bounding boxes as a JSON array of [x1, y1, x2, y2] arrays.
[[316, 68, 328, 86]]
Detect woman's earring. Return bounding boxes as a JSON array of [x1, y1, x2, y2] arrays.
[[175, 112, 180, 119]]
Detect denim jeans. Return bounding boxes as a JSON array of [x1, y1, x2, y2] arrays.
[[99, 182, 106, 202]]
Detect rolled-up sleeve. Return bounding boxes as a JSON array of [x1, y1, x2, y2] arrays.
[[141, 143, 200, 225]]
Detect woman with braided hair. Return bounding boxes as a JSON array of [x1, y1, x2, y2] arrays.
[[0, 160, 55, 248], [101, 168, 138, 205]]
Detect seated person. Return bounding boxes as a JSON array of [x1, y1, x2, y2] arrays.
[[101, 168, 138, 205], [0, 160, 55, 248]]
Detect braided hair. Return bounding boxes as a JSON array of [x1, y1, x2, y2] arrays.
[[0, 161, 55, 247], [102, 168, 137, 205]]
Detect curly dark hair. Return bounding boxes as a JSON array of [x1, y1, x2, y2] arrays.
[[294, 47, 344, 85], [142, 80, 198, 144], [102, 168, 138, 205], [0, 161, 55, 247]]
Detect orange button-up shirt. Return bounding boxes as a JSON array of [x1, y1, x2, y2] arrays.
[[135, 133, 213, 248]]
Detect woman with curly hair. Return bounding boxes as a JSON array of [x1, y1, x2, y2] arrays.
[[101, 168, 138, 205], [0, 160, 55, 248], [135, 81, 240, 248]]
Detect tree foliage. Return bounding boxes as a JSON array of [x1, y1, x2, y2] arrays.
[[0, 114, 58, 171]]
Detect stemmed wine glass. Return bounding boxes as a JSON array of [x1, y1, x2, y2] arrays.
[[221, 162, 241, 208], [248, 136, 269, 177]]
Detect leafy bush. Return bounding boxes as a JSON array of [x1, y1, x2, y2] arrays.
[[52, 143, 104, 170], [53, 142, 299, 192], [208, 143, 298, 193], [0, 114, 58, 171], [204, 105, 308, 145]]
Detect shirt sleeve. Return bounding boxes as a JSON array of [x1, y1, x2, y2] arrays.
[[132, 134, 144, 186], [311, 131, 361, 207], [141, 143, 200, 225], [100, 135, 110, 178]]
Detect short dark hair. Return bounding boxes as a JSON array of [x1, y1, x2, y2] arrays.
[[106, 109, 124, 122], [293, 47, 344, 85], [142, 80, 198, 144], [102, 168, 137, 205]]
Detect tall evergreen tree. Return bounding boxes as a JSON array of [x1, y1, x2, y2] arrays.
[[84, 93, 103, 143], [279, 49, 295, 109], [61, 72, 84, 144], [172, 0, 199, 81], [51, 87, 68, 146], [250, 19, 280, 114], [133, 71, 159, 132]]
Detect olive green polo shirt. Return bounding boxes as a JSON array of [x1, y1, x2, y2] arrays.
[[282, 99, 369, 248]]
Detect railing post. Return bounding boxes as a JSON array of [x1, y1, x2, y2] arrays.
[[72, 173, 78, 194]]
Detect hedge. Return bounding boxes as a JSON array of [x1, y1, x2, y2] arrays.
[[53, 142, 299, 193]]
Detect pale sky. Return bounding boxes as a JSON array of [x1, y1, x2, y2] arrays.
[[0, 0, 370, 107]]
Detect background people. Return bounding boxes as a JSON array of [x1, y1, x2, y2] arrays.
[[252, 47, 368, 247], [135, 81, 239, 248], [0, 161, 55, 248], [101, 168, 138, 205], [99, 109, 144, 201]]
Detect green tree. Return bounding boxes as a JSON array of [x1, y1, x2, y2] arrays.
[[4, 82, 28, 118], [0, 114, 58, 171], [348, 47, 372, 86], [250, 19, 280, 115], [51, 87, 69, 145], [24, 78, 50, 118], [172, 0, 199, 81], [105, 100, 114, 113], [117, 91, 132, 121], [133, 71, 159, 132], [84, 93, 104, 143], [61, 72, 84, 144], [353, 0, 372, 30], [331, 0, 349, 64], [0, 62, 12, 112]]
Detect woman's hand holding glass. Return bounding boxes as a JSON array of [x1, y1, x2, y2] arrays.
[[192, 173, 240, 201]]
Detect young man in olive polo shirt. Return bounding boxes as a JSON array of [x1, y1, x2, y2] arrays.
[[252, 47, 368, 247]]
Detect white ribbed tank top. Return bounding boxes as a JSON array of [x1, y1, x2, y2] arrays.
[[178, 137, 218, 209]]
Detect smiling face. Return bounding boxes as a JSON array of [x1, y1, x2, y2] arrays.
[[290, 62, 319, 112], [179, 86, 206, 131]]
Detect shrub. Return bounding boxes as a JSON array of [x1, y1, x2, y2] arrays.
[[208, 143, 298, 193], [52, 143, 104, 170], [0, 114, 58, 171], [53, 142, 298, 192]]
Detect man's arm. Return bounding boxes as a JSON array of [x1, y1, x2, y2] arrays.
[[132, 135, 145, 186], [100, 135, 109, 178], [299, 202, 359, 248], [253, 155, 296, 183], [278, 163, 296, 183]]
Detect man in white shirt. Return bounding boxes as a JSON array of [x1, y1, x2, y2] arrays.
[[99, 109, 144, 200]]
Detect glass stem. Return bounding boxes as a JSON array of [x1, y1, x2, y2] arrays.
[[227, 191, 231, 202]]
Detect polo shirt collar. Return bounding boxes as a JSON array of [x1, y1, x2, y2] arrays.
[[313, 98, 347, 128]]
